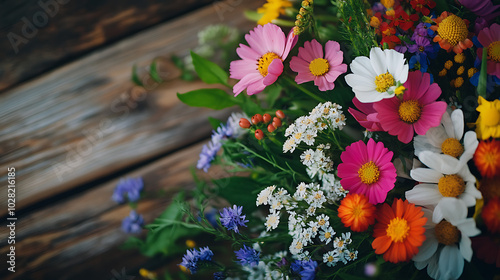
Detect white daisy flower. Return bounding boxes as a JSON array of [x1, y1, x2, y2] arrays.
[[266, 213, 280, 231], [290, 238, 304, 255], [294, 182, 308, 200], [333, 236, 346, 250], [406, 151, 482, 212], [323, 250, 340, 267], [305, 190, 327, 208], [319, 226, 335, 244], [257, 185, 276, 206], [413, 198, 480, 280], [345, 249, 358, 262], [316, 214, 330, 228], [414, 109, 478, 173], [307, 221, 320, 238], [345, 47, 408, 103]]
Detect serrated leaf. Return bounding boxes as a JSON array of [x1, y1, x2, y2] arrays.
[[149, 60, 163, 83], [131, 65, 144, 86], [177, 88, 236, 110], [191, 51, 229, 86]]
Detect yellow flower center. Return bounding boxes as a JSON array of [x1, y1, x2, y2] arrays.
[[309, 58, 330, 76], [327, 255, 334, 262], [374, 72, 395, 92], [487, 41, 500, 63], [352, 205, 363, 217], [481, 105, 500, 127], [258, 52, 281, 77], [386, 217, 410, 243], [437, 14, 468, 47], [438, 174, 465, 197], [441, 138, 464, 158], [358, 161, 380, 185], [398, 100, 422, 123], [325, 231, 332, 239], [318, 219, 326, 226], [435, 220, 461, 245]]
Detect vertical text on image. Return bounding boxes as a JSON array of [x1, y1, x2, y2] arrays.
[[6, 167, 17, 273]]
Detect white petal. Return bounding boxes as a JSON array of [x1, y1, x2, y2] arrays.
[[413, 236, 439, 262], [369, 47, 387, 75], [354, 89, 385, 103], [441, 111, 454, 139], [405, 184, 442, 207], [433, 198, 467, 224], [450, 109, 464, 140], [425, 126, 448, 148], [385, 49, 403, 76], [459, 131, 478, 165], [410, 168, 443, 183], [455, 218, 481, 238], [459, 193, 477, 207], [397, 63, 409, 84], [459, 235, 473, 262], [349, 56, 376, 79], [438, 245, 464, 280], [426, 252, 441, 279], [419, 151, 460, 174]]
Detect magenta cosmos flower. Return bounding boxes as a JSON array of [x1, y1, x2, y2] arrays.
[[230, 23, 298, 96], [289, 40, 347, 91], [348, 97, 383, 131], [477, 23, 500, 79], [337, 138, 397, 204], [373, 71, 447, 144]]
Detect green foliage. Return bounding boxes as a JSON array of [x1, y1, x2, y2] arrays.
[[131, 65, 144, 86], [191, 51, 230, 87], [477, 47, 488, 98], [208, 116, 223, 129], [177, 88, 236, 110], [212, 176, 262, 213]]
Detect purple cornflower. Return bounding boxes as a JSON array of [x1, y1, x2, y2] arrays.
[[197, 141, 222, 172], [179, 247, 214, 274], [219, 205, 248, 233], [234, 245, 260, 267], [213, 272, 226, 280], [291, 259, 318, 280], [121, 210, 144, 234], [112, 177, 144, 203]]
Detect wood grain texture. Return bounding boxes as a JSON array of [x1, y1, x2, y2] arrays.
[[0, 141, 225, 280], [0, 0, 216, 91], [0, 0, 264, 217]]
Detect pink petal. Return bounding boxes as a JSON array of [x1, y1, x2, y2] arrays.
[[418, 83, 442, 105], [264, 23, 286, 55], [299, 42, 316, 62], [236, 44, 260, 61], [397, 123, 415, 143], [325, 65, 347, 83], [262, 59, 283, 85], [230, 59, 258, 79], [295, 72, 315, 84], [246, 79, 266, 95], [309, 39, 324, 59], [314, 76, 334, 91], [290, 56, 310, 73], [282, 29, 298, 59], [324, 40, 342, 65], [233, 73, 263, 96]]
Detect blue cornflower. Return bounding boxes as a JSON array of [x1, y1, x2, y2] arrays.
[[291, 259, 318, 280], [234, 245, 260, 267], [179, 247, 214, 274], [409, 53, 429, 73], [197, 141, 222, 172], [219, 205, 248, 233], [121, 210, 144, 234], [112, 177, 144, 203], [213, 271, 226, 280]]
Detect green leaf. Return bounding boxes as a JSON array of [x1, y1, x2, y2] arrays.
[[264, 84, 282, 108], [131, 65, 144, 86], [208, 117, 223, 129], [213, 176, 261, 212], [149, 60, 163, 83], [477, 47, 488, 98], [234, 94, 262, 116], [177, 88, 236, 110], [191, 51, 229, 86]]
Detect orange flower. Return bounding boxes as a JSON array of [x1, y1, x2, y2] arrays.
[[482, 197, 500, 234], [474, 139, 500, 178], [338, 193, 376, 232], [430, 12, 473, 53], [372, 199, 427, 263]]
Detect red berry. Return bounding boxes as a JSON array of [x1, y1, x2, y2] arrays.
[[239, 118, 251, 129], [267, 124, 276, 133], [272, 117, 282, 128], [263, 113, 272, 123], [255, 129, 264, 140], [276, 110, 285, 119], [251, 114, 263, 124]]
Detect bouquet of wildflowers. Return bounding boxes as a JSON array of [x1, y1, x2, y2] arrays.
[[121, 0, 500, 279]]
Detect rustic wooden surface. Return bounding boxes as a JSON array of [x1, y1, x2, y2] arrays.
[[0, 0, 216, 92], [0, 0, 264, 279]]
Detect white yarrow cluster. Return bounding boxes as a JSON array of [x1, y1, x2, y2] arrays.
[[301, 144, 333, 179], [283, 102, 345, 153]]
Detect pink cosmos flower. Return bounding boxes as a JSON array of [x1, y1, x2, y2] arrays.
[[230, 23, 298, 96], [337, 138, 397, 204], [373, 71, 447, 144], [289, 40, 347, 91], [477, 23, 500, 79], [348, 97, 383, 131]]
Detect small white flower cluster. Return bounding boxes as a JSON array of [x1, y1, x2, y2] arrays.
[[301, 144, 333, 179], [321, 173, 348, 203], [241, 242, 288, 280], [283, 102, 346, 153], [256, 182, 356, 267]]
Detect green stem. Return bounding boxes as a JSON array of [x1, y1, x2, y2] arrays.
[[283, 75, 327, 103]]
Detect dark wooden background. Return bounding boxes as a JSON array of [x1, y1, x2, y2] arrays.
[[0, 1, 264, 279]]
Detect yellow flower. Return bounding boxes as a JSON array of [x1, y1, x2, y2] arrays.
[[476, 96, 500, 139], [139, 268, 157, 279], [257, 0, 292, 25]]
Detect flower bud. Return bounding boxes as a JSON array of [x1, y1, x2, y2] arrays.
[[251, 114, 263, 124], [267, 124, 276, 133], [272, 117, 282, 128], [263, 113, 272, 123], [276, 110, 285, 119], [239, 118, 251, 129], [255, 129, 264, 140]]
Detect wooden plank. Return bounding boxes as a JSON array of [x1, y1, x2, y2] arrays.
[[0, 0, 264, 216], [0, 141, 225, 280], [0, 0, 217, 91]]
